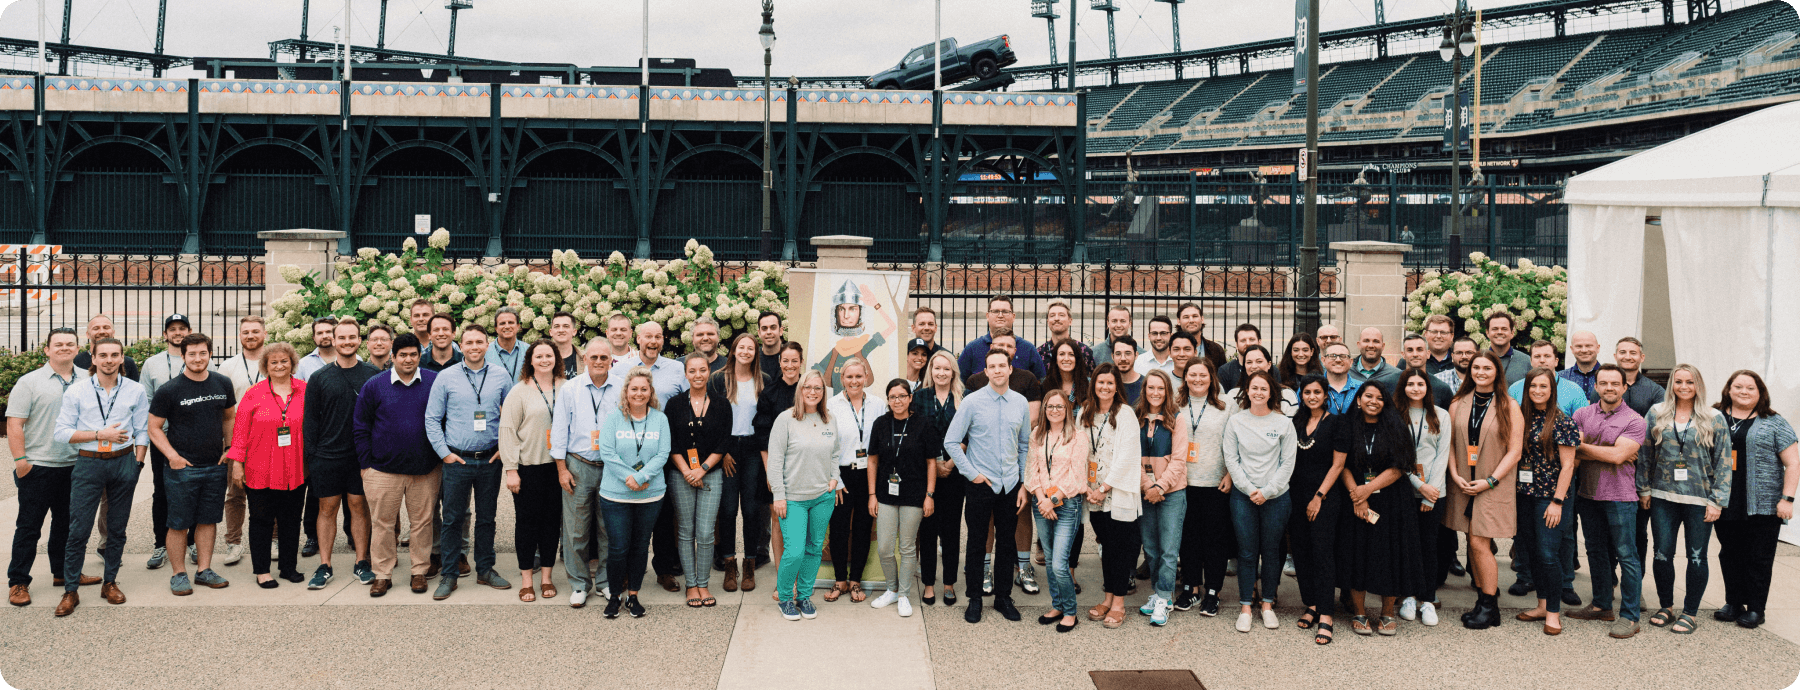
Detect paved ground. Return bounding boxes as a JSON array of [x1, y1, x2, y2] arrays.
[[4, 462, 1800, 690]]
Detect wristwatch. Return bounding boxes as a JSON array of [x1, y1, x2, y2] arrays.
[[1315, 491, 1325, 499], [1550, 497, 1564, 505], [927, 491, 935, 498], [1784, 495, 1795, 503]]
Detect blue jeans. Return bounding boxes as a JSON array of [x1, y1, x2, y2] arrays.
[[668, 466, 723, 588], [558, 454, 609, 594], [1230, 490, 1291, 606], [1518, 497, 1575, 613], [1577, 497, 1643, 621], [1034, 495, 1084, 615], [600, 497, 662, 595], [777, 494, 834, 602], [64, 455, 141, 591], [1649, 498, 1713, 615], [1138, 490, 1187, 601], [438, 457, 501, 578]]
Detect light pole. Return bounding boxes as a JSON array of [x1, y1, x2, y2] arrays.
[[1031, 0, 1060, 89], [446, 0, 472, 58], [1296, 0, 1320, 335], [1439, 1, 1477, 272], [759, 1, 776, 261]]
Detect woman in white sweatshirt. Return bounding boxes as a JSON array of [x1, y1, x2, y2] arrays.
[[1079, 363, 1142, 629], [1223, 369, 1298, 633]]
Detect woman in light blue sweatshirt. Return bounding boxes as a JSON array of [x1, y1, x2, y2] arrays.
[[597, 366, 671, 619]]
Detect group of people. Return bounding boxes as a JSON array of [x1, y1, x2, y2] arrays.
[[6, 296, 1795, 643]]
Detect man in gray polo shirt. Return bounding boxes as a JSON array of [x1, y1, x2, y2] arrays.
[[8, 329, 94, 607], [135, 313, 196, 570]]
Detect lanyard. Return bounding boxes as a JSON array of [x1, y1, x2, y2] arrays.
[[1469, 393, 1492, 436], [1188, 403, 1207, 439], [462, 364, 490, 408], [532, 380, 555, 414], [588, 384, 609, 420], [847, 395, 868, 447], [629, 415, 646, 457], [273, 386, 293, 424], [50, 371, 74, 393], [93, 379, 121, 426], [1409, 409, 1426, 448], [891, 417, 911, 450], [1727, 414, 1751, 438], [1088, 412, 1107, 453], [1044, 428, 1066, 477], [494, 345, 519, 376], [1364, 429, 1378, 458], [243, 355, 263, 387]]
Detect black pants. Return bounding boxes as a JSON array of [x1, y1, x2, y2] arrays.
[[964, 482, 1021, 600], [714, 439, 769, 566], [1716, 514, 1782, 615], [918, 472, 965, 587], [1635, 504, 1652, 586], [247, 486, 306, 576], [1415, 500, 1445, 602], [1288, 488, 1346, 609], [149, 447, 170, 548], [1435, 517, 1460, 587], [1181, 485, 1234, 595], [8, 465, 73, 587], [1090, 509, 1140, 597], [830, 465, 874, 583], [513, 464, 561, 572], [650, 493, 681, 577]]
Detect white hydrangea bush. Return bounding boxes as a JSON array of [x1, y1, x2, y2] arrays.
[[270, 230, 789, 354], [1404, 252, 1569, 352]]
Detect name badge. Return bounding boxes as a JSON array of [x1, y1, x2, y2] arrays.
[[277, 426, 292, 447], [687, 448, 700, 470], [1517, 469, 1534, 484], [1674, 468, 1689, 482], [99, 441, 113, 453], [854, 448, 868, 470], [590, 430, 601, 451], [888, 470, 902, 496], [1466, 445, 1480, 467], [545, 430, 553, 451], [1088, 461, 1098, 485], [632, 461, 645, 472], [1187, 441, 1199, 463], [1044, 486, 1063, 507], [1732, 450, 1739, 471], [1364, 471, 1379, 494], [473, 410, 488, 432]]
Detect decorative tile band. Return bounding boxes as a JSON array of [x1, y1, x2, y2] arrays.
[[200, 80, 340, 95], [347, 83, 492, 97], [41, 78, 187, 93], [0, 77, 32, 91]]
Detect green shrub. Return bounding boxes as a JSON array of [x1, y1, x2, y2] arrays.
[[0, 338, 161, 411]]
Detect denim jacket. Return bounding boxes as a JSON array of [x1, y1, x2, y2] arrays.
[[1637, 408, 1733, 509]]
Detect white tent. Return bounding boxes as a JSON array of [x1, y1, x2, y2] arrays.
[[1565, 99, 1800, 417]]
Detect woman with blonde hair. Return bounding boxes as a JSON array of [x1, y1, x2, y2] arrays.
[[914, 350, 965, 605], [712, 332, 766, 593], [1642, 364, 1730, 632], [825, 356, 877, 603], [769, 369, 843, 621], [596, 366, 671, 619], [226, 342, 306, 587]]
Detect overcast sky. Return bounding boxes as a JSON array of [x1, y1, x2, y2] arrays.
[[0, 0, 1586, 78]]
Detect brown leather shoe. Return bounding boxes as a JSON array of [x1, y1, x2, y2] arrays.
[[457, 556, 472, 577], [425, 554, 441, 579], [410, 575, 429, 593], [53, 591, 77, 617], [369, 579, 391, 597], [658, 573, 680, 593], [740, 562, 756, 592], [101, 582, 126, 605], [9, 585, 29, 607], [721, 558, 739, 593], [51, 575, 101, 587]]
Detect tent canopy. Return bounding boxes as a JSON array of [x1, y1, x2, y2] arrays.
[[1567, 99, 1800, 208]]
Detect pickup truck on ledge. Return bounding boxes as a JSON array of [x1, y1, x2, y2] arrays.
[[863, 36, 1016, 90]]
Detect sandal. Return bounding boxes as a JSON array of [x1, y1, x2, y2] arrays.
[[1649, 607, 1676, 627], [1351, 615, 1372, 636], [1103, 607, 1126, 629], [848, 583, 867, 603], [1672, 613, 1698, 634], [1378, 616, 1398, 636], [1088, 602, 1109, 621], [702, 596, 718, 607], [1296, 607, 1319, 630], [540, 582, 557, 599], [518, 586, 536, 603], [1314, 622, 1335, 645], [823, 582, 847, 603]]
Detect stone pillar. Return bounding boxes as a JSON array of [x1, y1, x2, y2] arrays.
[[1332, 240, 1412, 362], [261, 229, 346, 306]]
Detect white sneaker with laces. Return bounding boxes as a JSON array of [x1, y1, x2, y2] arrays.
[[599, 586, 611, 601], [570, 590, 588, 607], [897, 596, 913, 617], [222, 543, 246, 566], [1261, 607, 1279, 629], [1235, 611, 1253, 633], [1399, 596, 1418, 621], [1282, 555, 1296, 577], [870, 590, 899, 609], [1420, 601, 1439, 626]]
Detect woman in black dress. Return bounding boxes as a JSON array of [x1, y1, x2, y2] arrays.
[[751, 342, 803, 602], [1286, 375, 1347, 644], [1339, 380, 1424, 637]]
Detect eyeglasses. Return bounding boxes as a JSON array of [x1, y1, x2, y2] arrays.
[[887, 393, 912, 401], [988, 309, 1013, 315], [1425, 329, 1453, 335], [1322, 353, 1350, 360]]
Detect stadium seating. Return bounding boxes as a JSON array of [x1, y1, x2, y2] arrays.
[[1363, 57, 1446, 113], [1213, 76, 1298, 123], [1163, 72, 1264, 127], [1103, 81, 1200, 131], [1472, 34, 1592, 104], [1314, 57, 1411, 114]]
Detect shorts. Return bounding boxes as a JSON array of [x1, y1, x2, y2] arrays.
[[307, 457, 366, 498], [164, 464, 228, 531]]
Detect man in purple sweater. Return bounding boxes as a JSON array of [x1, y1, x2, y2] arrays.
[[353, 333, 440, 596]]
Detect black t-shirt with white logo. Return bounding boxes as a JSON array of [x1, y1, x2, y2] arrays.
[[149, 372, 237, 466]]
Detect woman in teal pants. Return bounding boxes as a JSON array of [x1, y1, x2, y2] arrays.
[[768, 370, 845, 620]]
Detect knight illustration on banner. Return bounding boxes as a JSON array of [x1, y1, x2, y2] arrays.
[[814, 278, 893, 392]]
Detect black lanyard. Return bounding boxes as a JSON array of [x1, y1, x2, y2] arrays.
[[1409, 408, 1426, 448], [50, 371, 74, 393], [891, 417, 910, 450], [629, 415, 646, 457], [243, 355, 263, 387], [494, 345, 519, 376], [1045, 428, 1066, 477], [847, 395, 868, 448], [588, 384, 609, 419], [462, 364, 490, 407], [532, 380, 555, 414], [93, 379, 120, 425], [1727, 414, 1751, 438], [1188, 403, 1207, 440], [1088, 412, 1107, 454]]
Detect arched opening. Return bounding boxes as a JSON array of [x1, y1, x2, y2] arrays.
[[652, 149, 763, 260], [51, 142, 183, 253], [799, 152, 921, 263], [504, 147, 634, 258], [356, 145, 485, 254], [202, 143, 334, 254]]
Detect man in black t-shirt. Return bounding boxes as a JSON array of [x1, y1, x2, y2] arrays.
[[303, 320, 382, 589], [146, 333, 236, 595]]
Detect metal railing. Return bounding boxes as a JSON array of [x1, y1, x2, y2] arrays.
[[1, 253, 265, 357]]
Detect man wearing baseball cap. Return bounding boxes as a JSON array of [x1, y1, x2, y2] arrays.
[[136, 313, 213, 570]]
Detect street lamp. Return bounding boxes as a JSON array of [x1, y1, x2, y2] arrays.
[[1439, 1, 1477, 272], [759, 1, 776, 261]]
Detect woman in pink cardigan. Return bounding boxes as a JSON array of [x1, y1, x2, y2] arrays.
[[1027, 389, 1089, 633]]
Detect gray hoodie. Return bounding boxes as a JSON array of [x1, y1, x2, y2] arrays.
[[1222, 409, 1298, 500], [768, 412, 845, 502]]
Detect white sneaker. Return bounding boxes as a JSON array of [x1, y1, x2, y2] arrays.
[[1399, 596, 1418, 621], [1235, 611, 1253, 633], [1420, 601, 1439, 626], [599, 586, 611, 601], [870, 590, 900, 609], [1261, 607, 1279, 629], [570, 589, 588, 608], [897, 596, 913, 617], [222, 543, 246, 566], [1282, 555, 1296, 577]]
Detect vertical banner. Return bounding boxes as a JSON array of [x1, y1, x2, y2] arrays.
[[1293, 0, 1310, 95]]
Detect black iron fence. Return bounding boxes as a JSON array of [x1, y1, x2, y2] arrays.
[[1, 253, 265, 358]]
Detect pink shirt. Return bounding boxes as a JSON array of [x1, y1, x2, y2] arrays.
[[226, 379, 307, 491], [1572, 402, 1646, 503], [1028, 426, 1091, 502]]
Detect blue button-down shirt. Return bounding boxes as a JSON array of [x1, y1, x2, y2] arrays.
[[487, 340, 525, 380], [54, 375, 150, 452], [942, 385, 1032, 494], [295, 350, 329, 382], [424, 360, 514, 458], [1509, 376, 1590, 418], [1325, 374, 1365, 416], [551, 374, 619, 461], [1558, 363, 1600, 404], [612, 352, 687, 408]]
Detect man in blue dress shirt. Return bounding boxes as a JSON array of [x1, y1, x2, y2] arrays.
[[424, 324, 515, 599], [944, 350, 1032, 624]]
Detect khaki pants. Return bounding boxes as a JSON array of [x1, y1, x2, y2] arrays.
[[222, 480, 247, 545], [363, 466, 441, 579]]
